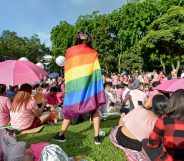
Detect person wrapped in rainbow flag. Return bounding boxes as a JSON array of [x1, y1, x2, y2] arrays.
[[53, 31, 106, 144]]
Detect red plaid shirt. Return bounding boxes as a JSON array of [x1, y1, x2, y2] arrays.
[[147, 115, 184, 161]]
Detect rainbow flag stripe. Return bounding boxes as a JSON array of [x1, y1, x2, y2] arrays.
[[63, 44, 106, 119]]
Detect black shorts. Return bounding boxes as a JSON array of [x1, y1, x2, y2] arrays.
[[116, 126, 142, 151]]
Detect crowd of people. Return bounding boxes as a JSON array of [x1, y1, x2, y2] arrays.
[[0, 69, 184, 160], [0, 30, 184, 161]]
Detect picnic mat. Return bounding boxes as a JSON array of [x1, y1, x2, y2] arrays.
[[110, 126, 148, 161], [20, 125, 44, 134]]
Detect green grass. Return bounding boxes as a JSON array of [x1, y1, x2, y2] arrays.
[[17, 116, 127, 161]]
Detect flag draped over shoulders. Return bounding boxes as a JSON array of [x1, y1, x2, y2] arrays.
[[63, 44, 106, 119]]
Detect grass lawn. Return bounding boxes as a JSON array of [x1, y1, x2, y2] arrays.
[[17, 116, 127, 161]]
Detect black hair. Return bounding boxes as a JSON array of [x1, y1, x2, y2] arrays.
[[0, 84, 6, 94], [152, 81, 160, 88], [75, 30, 92, 48], [50, 87, 58, 93], [104, 82, 112, 88], [166, 89, 184, 121], [152, 95, 168, 117]]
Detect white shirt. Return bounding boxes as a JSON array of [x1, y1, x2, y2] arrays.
[[129, 89, 147, 108], [180, 72, 184, 78], [122, 87, 130, 106], [100, 90, 117, 113]]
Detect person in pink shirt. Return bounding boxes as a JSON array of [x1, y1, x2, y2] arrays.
[[10, 84, 50, 131], [44, 87, 60, 107], [116, 95, 168, 151], [158, 71, 165, 83], [0, 84, 11, 127]]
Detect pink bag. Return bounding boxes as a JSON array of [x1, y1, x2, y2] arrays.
[[28, 142, 50, 161]]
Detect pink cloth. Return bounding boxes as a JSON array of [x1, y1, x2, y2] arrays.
[[112, 75, 118, 86], [56, 92, 64, 104], [148, 90, 159, 98], [122, 107, 158, 141], [129, 89, 147, 108], [0, 96, 11, 127], [116, 88, 123, 101], [28, 142, 50, 161], [10, 98, 38, 130], [44, 93, 58, 105]]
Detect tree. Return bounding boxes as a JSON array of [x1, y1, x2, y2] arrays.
[[50, 21, 75, 57], [0, 30, 50, 62], [138, 6, 184, 74]]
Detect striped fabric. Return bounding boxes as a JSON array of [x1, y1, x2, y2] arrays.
[[63, 44, 106, 119]]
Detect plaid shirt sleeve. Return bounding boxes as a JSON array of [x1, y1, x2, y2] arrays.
[[147, 117, 165, 148]]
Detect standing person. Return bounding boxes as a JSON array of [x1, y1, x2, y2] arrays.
[[53, 31, 106, 144]]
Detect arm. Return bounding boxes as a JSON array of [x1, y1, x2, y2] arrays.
[[32, 99, 48, 117], [147, 118, 165, 148]]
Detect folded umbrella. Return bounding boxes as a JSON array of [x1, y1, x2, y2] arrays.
[[154, 78, 184, 92], [0, 60, 47, 85]]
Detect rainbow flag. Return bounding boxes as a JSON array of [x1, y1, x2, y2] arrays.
[[63, 44, 106, 119]]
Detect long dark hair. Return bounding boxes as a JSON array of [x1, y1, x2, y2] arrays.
[[152, 94, 168, 117], [75, 30, 92, 48], [166, 89, 184, 121], [0, 84, 6, 95]]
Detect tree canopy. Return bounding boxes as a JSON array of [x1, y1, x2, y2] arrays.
[[0, 30, 50, 63]]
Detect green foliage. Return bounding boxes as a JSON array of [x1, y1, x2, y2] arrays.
[[0, 30, 50, 62], [50, 21, 75, 57], [50, 0, 184, 73], [138, 6, 184, 71]]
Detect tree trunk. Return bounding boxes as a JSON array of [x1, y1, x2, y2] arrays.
[[160, 58, 166, 74], [171, 60, 180, 77], [118, 53, 121, 74]]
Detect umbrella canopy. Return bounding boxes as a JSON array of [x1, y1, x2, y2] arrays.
[[49, 72, 59, 78], [154, 78, 184, 92], [0, 60, 47, 85]]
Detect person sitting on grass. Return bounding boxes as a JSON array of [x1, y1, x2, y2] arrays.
[[10, 83, 50, 131], [142, 89, 184, 161], [44, 87, 61, 124], [0, 84, 12, 127], [116, 95, 168, 152], [100, 82, 117, 116]]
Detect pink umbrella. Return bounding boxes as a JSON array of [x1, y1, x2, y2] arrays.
[[0, 60, 47, 85], [154, 78, 184, 92]]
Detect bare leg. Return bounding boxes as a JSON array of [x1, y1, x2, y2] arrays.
[[39, 111, 50, 124], [92, 109, 100, 137], [59, 119, 71, 135]]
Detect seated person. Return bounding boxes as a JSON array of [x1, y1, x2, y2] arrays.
[[142, 89, 184, 161], [116, 95, 168, 151], [44, 87, 62, 123], [44, 87, 60, 108], [0, 84, 12, 127], [10, 84, 50, 131], [100, 82, 117, 115], [6, 85, 19, 101], [121, 80, 147, 114]]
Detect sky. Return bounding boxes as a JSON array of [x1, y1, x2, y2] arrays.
[[0, 0, 126, 47]]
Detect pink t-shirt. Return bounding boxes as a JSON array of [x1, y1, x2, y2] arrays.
[[122, 107, 158, 141], [148, 90, 159, 98], [44, 93, 58, 105], [116, 88, 123, 101], [129, 89, 147, 108], [0, 96, 11, 127], [10, 98, 38, 130]]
